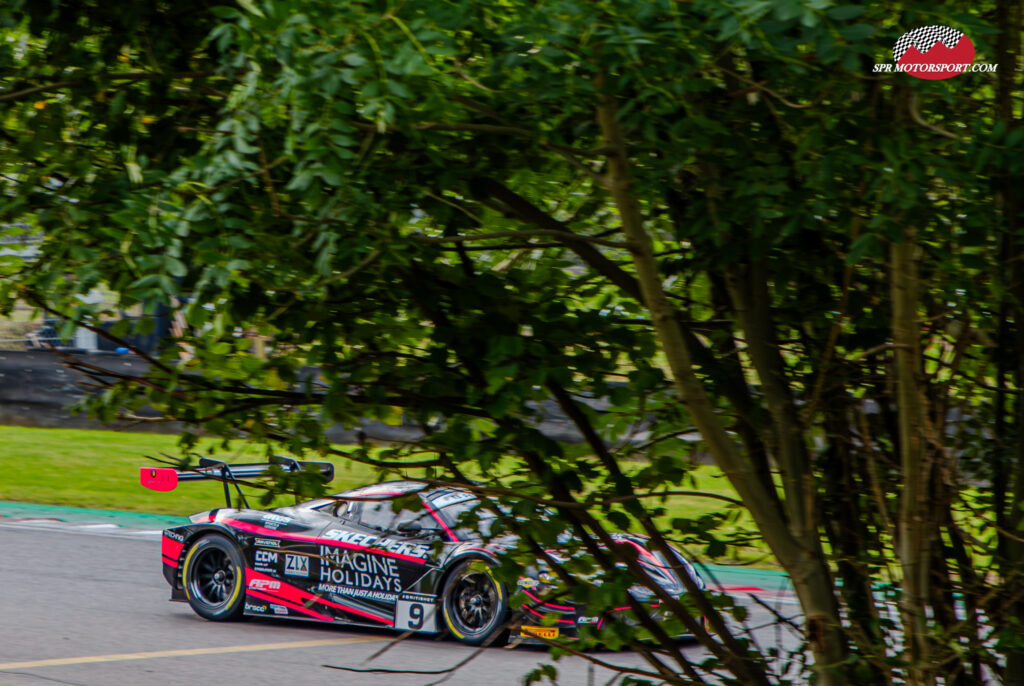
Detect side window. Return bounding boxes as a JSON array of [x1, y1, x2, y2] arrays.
[[325, 499, 356, 520], [359, 499, 408, 531], [359, 498, 436, 532]]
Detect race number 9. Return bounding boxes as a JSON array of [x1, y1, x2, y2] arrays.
[[395, 599, 437, 633]]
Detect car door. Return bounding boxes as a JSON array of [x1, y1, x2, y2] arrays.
[[306, 495, 437, 628], [346, 496, 446, 633]]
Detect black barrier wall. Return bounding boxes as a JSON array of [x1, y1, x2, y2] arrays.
[[0, 349, 168, 431], [0, 350, 583, 442], [0, 349, 684, 448]]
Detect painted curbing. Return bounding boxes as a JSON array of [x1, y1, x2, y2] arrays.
[[0, 500, 187, 529]]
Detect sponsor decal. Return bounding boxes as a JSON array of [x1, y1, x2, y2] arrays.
[[261, 513, 292, 530], [256, 550, 278, 564], [431, 491, 475, 508], [521, 625, 560, 640], [518, 576, 540, 590], [270, 603, 289, 615], [396, 597, 437, 633], [399, 591, 436, 603], [577, 616, 600, 624], [141, 467, 178, 491], [245, 602, 266, 613], [285, 553, 309, 577], [316, 583, 398, 602], [164, 530, 185, 542], [322, 530, 431, 559], [255, 549, 278, 573], [254, 537, 280, 548], [246, 568, 389, 625], [319, 546, 403, 592]]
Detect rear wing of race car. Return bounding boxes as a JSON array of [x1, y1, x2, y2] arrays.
[[140, 456, 335, 509]]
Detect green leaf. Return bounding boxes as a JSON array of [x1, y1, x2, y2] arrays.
[[186, 305, 210, 329], [236, 0, 264, 18], [386, 80, 413, 99], [209, 341, 232, 355], [827, 6, 866, 20], [606, 510, 631, 531], [839, 23, 875, 40], [165, 256, 188, 277]]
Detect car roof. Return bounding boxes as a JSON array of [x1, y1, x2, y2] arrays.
[[297, 480, 477, 510], [336, 481, 428, 499]]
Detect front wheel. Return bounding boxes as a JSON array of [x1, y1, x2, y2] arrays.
[[441, 559, 508, 646], [182, 533, 246, 621]]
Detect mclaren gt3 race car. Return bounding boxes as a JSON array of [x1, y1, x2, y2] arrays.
[[142, 458, 706, 645]]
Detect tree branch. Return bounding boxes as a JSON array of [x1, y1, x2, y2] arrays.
[[0, 71, 214, 103], [415, 229, 628, 250]]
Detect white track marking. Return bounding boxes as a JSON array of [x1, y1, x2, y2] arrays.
[[0, 637, 390, 670]]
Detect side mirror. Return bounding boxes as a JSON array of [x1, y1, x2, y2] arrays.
[[396, 520, 423, 535]]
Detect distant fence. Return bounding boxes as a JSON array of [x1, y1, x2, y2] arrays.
[[0, 315, 172, 354]]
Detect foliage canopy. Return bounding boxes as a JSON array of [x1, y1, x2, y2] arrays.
[[3, 1, 1024, 684]]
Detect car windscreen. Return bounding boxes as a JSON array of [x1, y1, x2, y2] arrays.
[[434, 494, 557, 540], [432, 496, 499, 539]]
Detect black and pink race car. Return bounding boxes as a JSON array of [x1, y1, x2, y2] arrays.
[[143, 458, 705, 645]]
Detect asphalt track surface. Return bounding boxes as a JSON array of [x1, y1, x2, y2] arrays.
[[0, 515, 800, 686]]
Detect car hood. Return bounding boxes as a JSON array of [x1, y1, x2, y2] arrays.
[[456, 529, 704, 596]]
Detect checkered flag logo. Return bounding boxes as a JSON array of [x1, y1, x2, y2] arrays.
[[893, 26, 964, 62]]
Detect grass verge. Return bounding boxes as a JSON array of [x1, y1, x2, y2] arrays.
[[0, 425, 768, 565], [0, 426, 378, 515]]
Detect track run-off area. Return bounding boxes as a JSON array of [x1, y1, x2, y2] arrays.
[[0, 503, 798, 686]]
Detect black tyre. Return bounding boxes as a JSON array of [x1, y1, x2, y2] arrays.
[[182, 533, 246, 621], [441, 559, 508, 646]]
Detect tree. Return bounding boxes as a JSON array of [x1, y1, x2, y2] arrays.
[[2, 1, 1023, 683]]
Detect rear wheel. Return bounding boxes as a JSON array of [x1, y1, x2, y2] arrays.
[[441, 559, 508, 646], [182, 534, 246, 621]]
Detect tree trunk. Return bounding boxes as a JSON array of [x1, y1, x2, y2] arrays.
[[595, 77, 848, 686], [890, 235, 934, 686], [821, 386, 890, 685], [994, 1, 1024, 680]]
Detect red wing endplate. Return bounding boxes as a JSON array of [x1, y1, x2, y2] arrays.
[[139, 458, 334, 505], [141, 467, 179, 491]]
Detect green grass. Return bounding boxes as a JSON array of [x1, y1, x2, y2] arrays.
[[0, 425, 768, 565], [0, 426, 381, 515], [0, 309, 41, 348]]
